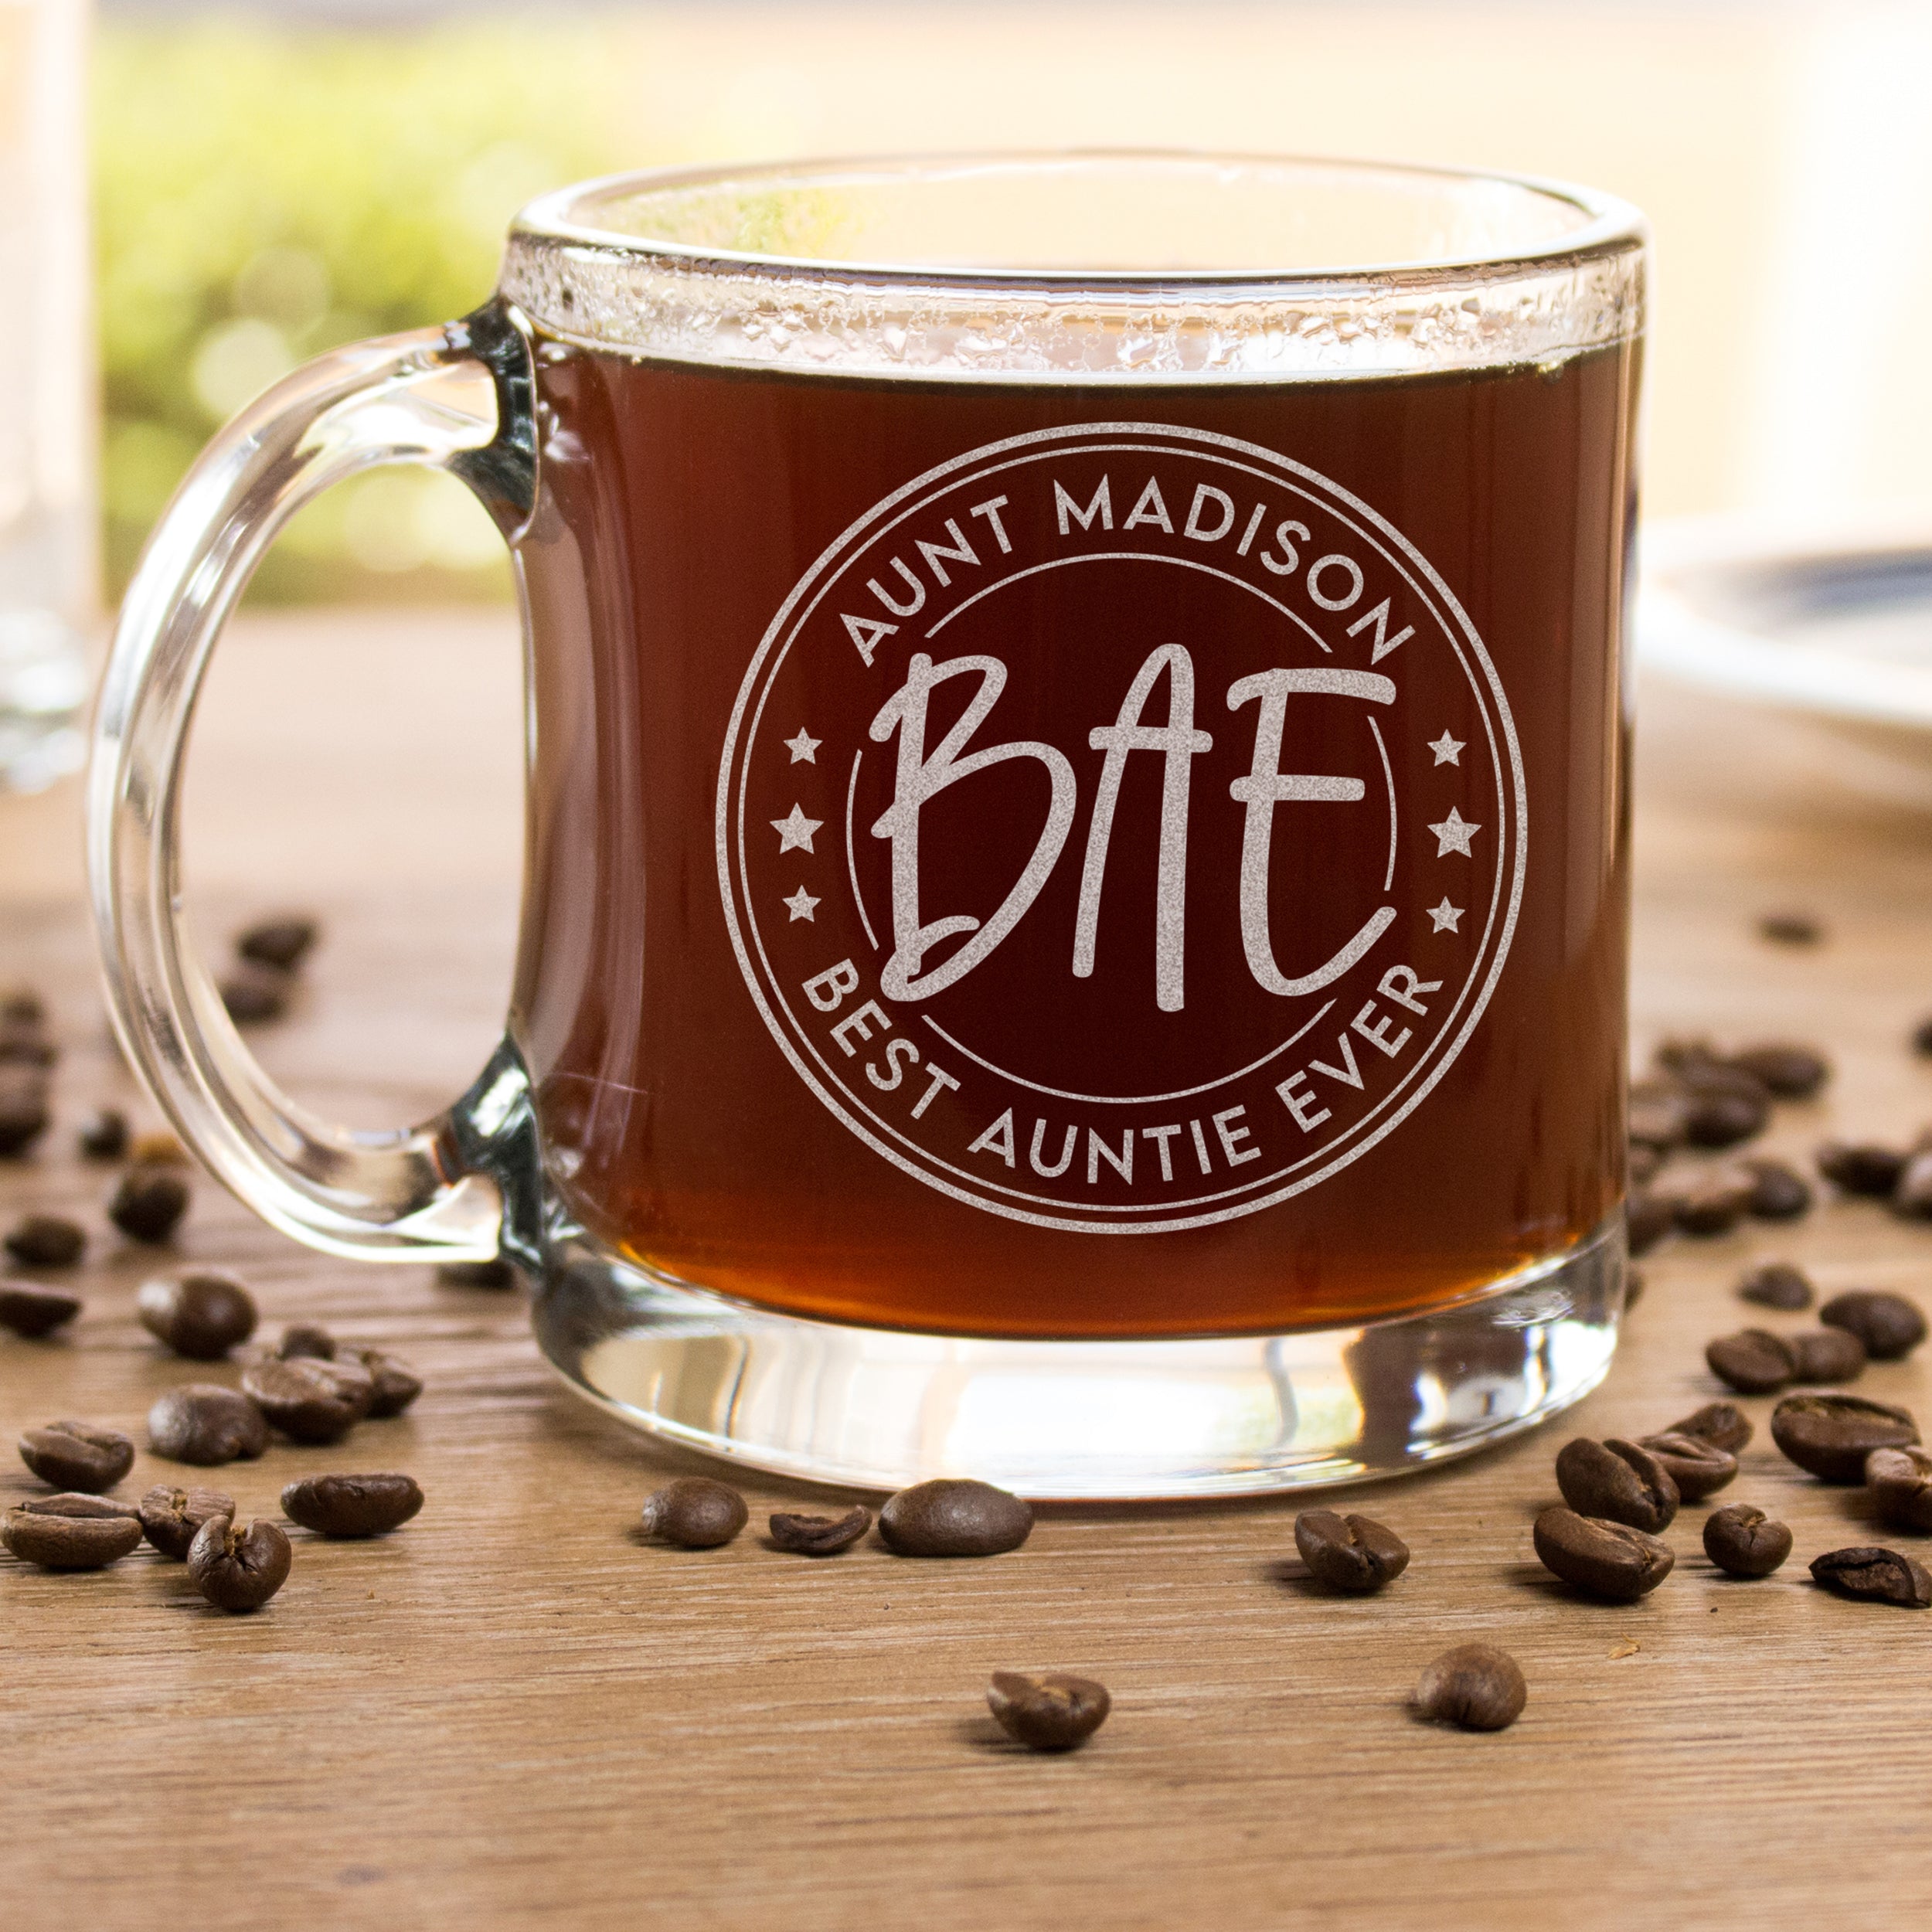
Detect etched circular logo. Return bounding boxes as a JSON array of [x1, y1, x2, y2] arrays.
[[718, 423, 1525, 1233]]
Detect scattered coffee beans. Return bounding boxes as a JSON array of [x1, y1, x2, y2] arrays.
[[19, 1420, 134, 1492], [2, 1493, 144, 1569], [219, 962, 291, 1026], [109, 1165, 189, 1243], [1627, 1191, 1674, 1257], [187, 1515, 292, 1611], [1864, 1446, 1932, 1532], [236, 915, 319, 971], [0, 1279, 80, 1337], [879, 1478, 1034, 1557], [1742, 1158, 1813, 1222], [1554, 1438, 1679, 1532], [1817, 1141, 1906, 1198], [1819, 1289, 1926, 1362], [1671, 1400, 1753, 1454], [275, 1322, 335, 1360], [1739, 1262, 1813, 1311], [1913, 1015, 1932, 1057], [1532, 1506, 1675, 1600], [1414, 1644, 1527, 1732], [242, 1355, 374, 1444], [0, 985, 44, 1026], [639, 1477, 748, 1548], [1729, 1041, 1830, 1099], [1809, 1545, 1932, 1607], [1787, 1328, 1866, 1384], [0, 1018, 53, 1066], [138, 1483, 234, 1559], [1702, 1503, 1792, 1577], [1292, 1509, 1411, 1593], [0, 1065, 50, 1156], [768, 1505, 871, 1555], [1758, 910, 1821, 945], [76, 1107, 128, 1161], [986, 1671, 1111, 1751], [138, 1272, 258, 1359], [1636, 1430, 1738, 1501], [1706, 1328, 1796, 1396], [1770, 1393, 1919, 1482], [350, 1348, 423, 1418], [437, 1258, 516, 1289], [4, 1213, 84, 1269], [1673, 1170, 1755, 1237], [281, 1472, 423, 1538], [148, 1383, 269, 1465], [1680, 1089, 1769, 1151]]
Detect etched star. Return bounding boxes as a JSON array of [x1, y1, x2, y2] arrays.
[[771, 804, 823, 854], [783, 886, 820, 922], [1427, 807, 1481, 858], [1427, 898, 1464, 934], [1429, 730, 1464, 767], [784, 728, 821, 764]]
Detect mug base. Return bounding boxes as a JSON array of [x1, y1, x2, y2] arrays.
[[532, 1217, 1624, 1501]]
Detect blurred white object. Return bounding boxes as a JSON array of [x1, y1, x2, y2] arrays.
[[1639, 512, 1932, 808], [0, 0, 92, 793]]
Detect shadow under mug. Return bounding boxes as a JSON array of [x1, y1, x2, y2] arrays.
[[90, 151, 1645, 1498]]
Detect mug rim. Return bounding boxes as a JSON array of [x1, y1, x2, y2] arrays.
[[511, 147, 1647, 291]]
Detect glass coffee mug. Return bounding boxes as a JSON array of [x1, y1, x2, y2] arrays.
[[91, 154, 1645, 1498]]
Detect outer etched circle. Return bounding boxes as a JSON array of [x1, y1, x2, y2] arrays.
[[717, 422, 1526, 1233]]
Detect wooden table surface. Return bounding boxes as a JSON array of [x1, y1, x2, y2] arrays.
[[6, 611, 1932, 1932]]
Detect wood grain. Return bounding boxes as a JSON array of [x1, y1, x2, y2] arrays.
[[5, 613, 1932, 1931]]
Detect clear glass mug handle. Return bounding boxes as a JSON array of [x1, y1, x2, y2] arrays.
[[87, 301, 539, 1264]]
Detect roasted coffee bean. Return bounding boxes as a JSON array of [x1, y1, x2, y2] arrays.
[[1671, 1400, 1753, 1454], [281, 1472, 423, 1539], [879, 1478, 1034, 1557], [437, 1257, 516, 1289], [1414, 1644, 1526, 1732], [1673, 1170, 1755, 1236], [109, 1165, 189, 1243], [1819, 1289, 1927, 1362], [147, 1383, 269, 1465], [2, 1493, 143, 1570], [1770, 1393, 1919, 1482], [1739, 1261, 1813, 1311], [187, 1515, 292, 1611], [1893, 1151, 1932, 1219], [236, 915, 319, 971], [349, 1348, 423, 1418], [768, 1505, 872, 1555], [138, 1271, 257, 1359], [1706, 1328, 1797, 1395], [0, 1279, 80, 1338], [138, 1482, 234, 1559], [19, 1420, 134, 1492], [275, 1322, 335, 1360], [1818, 1141, 1907, 1198], [0, 985, 44, 1026], [1532, 1506, 1675, 1600], [0, 1017, 55, 1066], [1729, 1042, 1830, 1100], [1680, 1089, 1770, 1151], [219, 961, 291, 1026], [1554, 1437, 1679, 1532], [241, 1355, 374, 1444], [1788, 1327, 1866, 1384], [1914, 1015, 1932, 1057], [1864, 1446, 1932, 1532], [986, 1672, 1111, 1751], [1628, 1082, 1689, 1152], [1810, 1545, 1932, 1607], [1293, 1510, 1411, 1594], [1742, 1159, 1813, 1222], [1758, 910, 1822, 945], [1637, 1430, 1738, 1502], [639, 1477, 747, 1548], [4, 1214, 85, 1269], [1627, 1191, 1673, 1257], [0, 1065, 49, 1156], [128, 1131, 187, 1166], [76, 1107, 128, 1161], [1702, 1503, 1792, 1577]]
